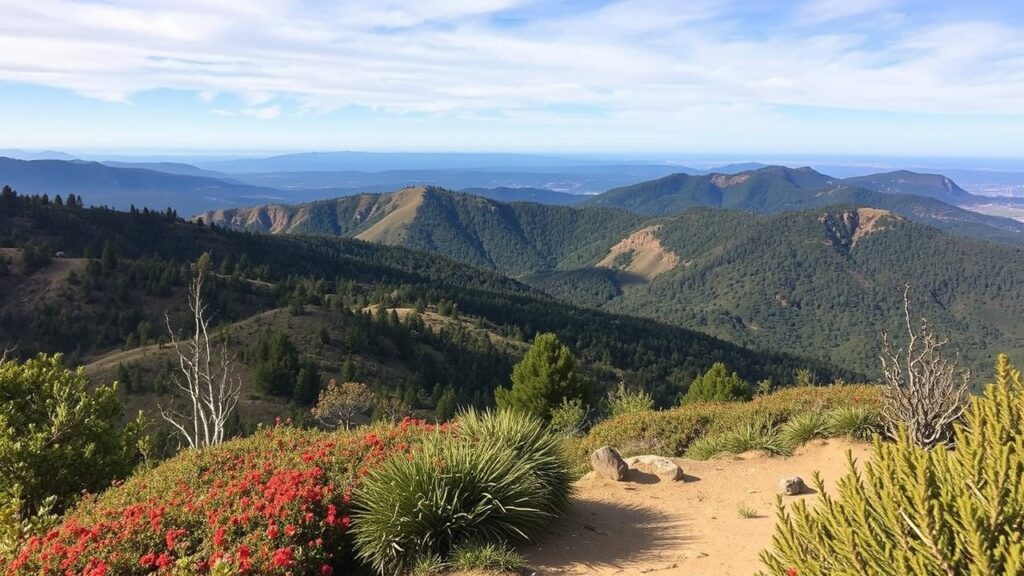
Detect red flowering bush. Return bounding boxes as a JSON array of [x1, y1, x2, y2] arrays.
[[6, 418, 449, 575]]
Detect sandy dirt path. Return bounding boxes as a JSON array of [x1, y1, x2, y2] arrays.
[[523, 439, 871, 576]]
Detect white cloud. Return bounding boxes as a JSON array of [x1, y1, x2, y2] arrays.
[[0, 0, 1022, 133]]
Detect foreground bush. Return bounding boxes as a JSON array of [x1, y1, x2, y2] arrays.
[[456, 409, 573, 515], [352, 438, 550, 575], [760, 355, 1024, 575], [0, 354, 146, 517], [566, 385, 880, 470], [5, 418, 442, 575]]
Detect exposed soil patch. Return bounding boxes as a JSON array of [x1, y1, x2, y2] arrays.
[[523, 439, 871, 575], [596, 226, 680, 283]]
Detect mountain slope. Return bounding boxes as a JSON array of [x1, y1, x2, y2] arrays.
[[586, 166, 1024, 247], [202, 187, 644, 275], [0, 157, 307, 215], [844, 170, 974, 204]]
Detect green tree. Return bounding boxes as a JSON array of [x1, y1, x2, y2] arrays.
[[0, 354, 145, 517], [495, 333, 590, 421], [434, 387, 458, 422], [681, 362, 749, 404], [292, 359, 321, 406]]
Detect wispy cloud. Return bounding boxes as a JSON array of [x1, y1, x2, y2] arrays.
[[0, 0, 1022, 153]]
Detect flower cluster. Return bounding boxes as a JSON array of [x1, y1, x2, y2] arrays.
[[7, 419, 445, 575]]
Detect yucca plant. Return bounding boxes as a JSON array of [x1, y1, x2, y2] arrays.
[[448, 540, 527, 572], [825, 406, 882, 440], [759, 354, 1024, 575], [778, 411, 832, 450], [685, 418, 790, 459], [352, 437, 550, 575], [456, 408, 573, 515]]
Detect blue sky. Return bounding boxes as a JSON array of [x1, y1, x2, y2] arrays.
[[1, 0, 1023, 157]]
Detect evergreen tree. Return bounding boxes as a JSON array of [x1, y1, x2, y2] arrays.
[[434, 387, 458, 422], [293, 359, 321, 406], [681, 362, 749, 404], [494, 333, 590, 421]]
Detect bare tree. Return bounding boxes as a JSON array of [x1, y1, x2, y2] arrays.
[[880, 285, 971, 448], [312, 380, 375, 430], [0, 345, 13, 363], [160, 256, 241, 449]]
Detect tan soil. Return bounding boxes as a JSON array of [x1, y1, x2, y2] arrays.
[[851, 208, 898, 245], [355, 186, 426, 243], [523, 439, 871, 576], [596, 225, 680, 283], [711, 174, 752, 187]]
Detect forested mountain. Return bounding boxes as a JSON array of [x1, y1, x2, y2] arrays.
[[202, 182, 1024, 377], [586, 166, 1024, 247], [1, 184, 836, 419], [202, 187, 643, 275]]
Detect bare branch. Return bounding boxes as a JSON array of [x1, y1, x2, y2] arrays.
[[158, 256, 242, 449], [879, 284, 971, 448]]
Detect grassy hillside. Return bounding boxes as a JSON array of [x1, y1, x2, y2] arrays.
[[1, 187, 840, 415]]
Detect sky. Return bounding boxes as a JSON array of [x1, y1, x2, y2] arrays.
[[1, 0, 1023, 157]]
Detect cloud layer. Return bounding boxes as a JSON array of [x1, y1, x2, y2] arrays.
[[1, 0, 1023, 153]]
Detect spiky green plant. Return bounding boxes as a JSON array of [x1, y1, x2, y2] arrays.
[[456, 408, 573, 515], [737, 503, 759, 519], [759, 355, 1024, 575], [779, 411, 832, 449], [352, 437, 550, 575], [825, 406, 882, 440], [449, 541, 527, 572], [685, 418, 789, 459]]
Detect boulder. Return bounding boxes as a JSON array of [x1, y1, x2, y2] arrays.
[[590, 446, 628, 481], [624, 455, 684, 482], [778, 476, 807, 496]]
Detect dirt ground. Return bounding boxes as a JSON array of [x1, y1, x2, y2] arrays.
[[523, 439, 872, 576]]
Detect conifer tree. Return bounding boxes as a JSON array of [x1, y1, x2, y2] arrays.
[[495, 333, 590, 421], [681, 362, 749, 404]]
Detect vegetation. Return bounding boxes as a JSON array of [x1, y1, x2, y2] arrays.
[[5, 419, 443, 574], [448, 541, 526, 572], [760, 355, 1024, 575], [312, 380, 376, 430], [495, 333, 591, 421], [681, 362, 750, 404], [0, 354, 145, 517], [548, 397, 588, 437], [566, 385, 881, 472], [602, 382, 654, 418]]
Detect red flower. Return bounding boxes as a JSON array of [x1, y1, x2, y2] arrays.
[[213, 526, 226, 547], [787, 568, 798, 576], [320, 564, 333, 575], [272, 547, 294, 567]]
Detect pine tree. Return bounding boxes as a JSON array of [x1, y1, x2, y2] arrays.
[[494, 333, 590, 421], [293, 359, 321, 406], [681, 362, 749, 404]]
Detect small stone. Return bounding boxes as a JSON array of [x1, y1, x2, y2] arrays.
[[624, 455, 685, 481], [778, 476, 807, 496], [590, 446, 628, 481]]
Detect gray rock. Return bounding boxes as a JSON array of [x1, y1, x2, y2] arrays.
[[778, 476, 807, 496], [590, 446, 628, 481], [624, 455, 684, 481]]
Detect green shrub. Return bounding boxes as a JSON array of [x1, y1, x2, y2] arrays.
[[759, 355, 1024, 576], [779, 412, 832, 449], [456, 408, 573, 516], [569, 385, 881, 470], [0, 354, 145, 516], [686, 418, 789, 460], [548, 397, 588, 437], [495, 333, 590, 421], [825, 406, 882, 440], [681, 362, 750, 404], [352, 438, 550, 575], [449, 541, 526, 572], [602, 382, 654, 419]]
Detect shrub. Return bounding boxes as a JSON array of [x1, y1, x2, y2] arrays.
[[352, 438, 550, 575], [568, 385, 881, 470], [495, 333, 590, 421], [681, 362, 750, 404], [0, 354, 145, 515], [737, 503, 759, 519], [825, 406, 882, 440], [448, 541, 526, 572], [759, 354, 1024, 576], [5, 418, 442, 575], [456, 408, 573, 516], [685, 418, 789, 460], [602, 382, 654, 419], [548, 397, 588, 437], [778, 412, 831, 449]]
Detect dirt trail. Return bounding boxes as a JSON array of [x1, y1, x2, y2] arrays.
[[524, 439, 871, 576]]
